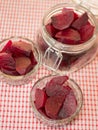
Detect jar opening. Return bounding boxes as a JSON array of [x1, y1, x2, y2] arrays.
[[42, 3, 97, 54]]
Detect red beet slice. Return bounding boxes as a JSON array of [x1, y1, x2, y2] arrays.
[[1, 40, 12, 53], [38, 108, 47, 117], [62, 7, 73, 13], [63, 85, 71, 94], [45, 95, 65, 119], [79, 22, 94, 42], [46, 23, 58, 37], [30, 51, 37, 67], [46, 84, 71, 97], [55, 28, 81, 44], [15, 56, 32, 75], [58, 90, 77, 119], [51, 11, 74, 30], [62, 8, 78, 21], [35, 88, 47, 109], [1, 67, 19, 76], [71, 12, 88, 30], [74, 12, 79, 20], [0, 52, 15, 70], [11, 41, 32, 57], [45, 76, 68, 96], [50, 75, 68, 85], [45, 84, 62, 97]]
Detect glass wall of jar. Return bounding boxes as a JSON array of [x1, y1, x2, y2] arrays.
[[37, 3, 98, 74]]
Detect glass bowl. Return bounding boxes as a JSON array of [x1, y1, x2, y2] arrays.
[[0, 36, 41, 85], [30, 75, 83, 127]]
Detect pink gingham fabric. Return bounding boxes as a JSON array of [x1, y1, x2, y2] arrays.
[[0, 0, 98, 130]]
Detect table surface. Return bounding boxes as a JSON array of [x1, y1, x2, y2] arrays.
[[0, 0, 98, 130]]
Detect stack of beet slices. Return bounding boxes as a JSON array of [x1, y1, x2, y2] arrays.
[[46, 8, 94, 45], [0, 40, 37, 76], [34, 76, 77, 120]]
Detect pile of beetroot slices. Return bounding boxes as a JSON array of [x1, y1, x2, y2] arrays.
[[34, 76, 77, 119], [0, 40, 37, 76], [46, 8, 94, 45]]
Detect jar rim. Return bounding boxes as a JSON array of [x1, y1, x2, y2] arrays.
[[42, 3, 97, 53]]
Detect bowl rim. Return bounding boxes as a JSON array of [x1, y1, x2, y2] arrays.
[[30, 74, 83, 126], [0, 36, 41, 80]]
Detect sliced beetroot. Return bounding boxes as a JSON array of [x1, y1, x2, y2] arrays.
[[52, 85, 71, 97], [62, 7, 79, 20], [71, 12, 88, 30], [15, 56, 32, 75], [45, 95, 65, 119], [59, 61, 68, 69], [49, 75, 68, 85], [12, 51, 25, 58], [58, 90, 77, 119], [79, 22, 94, 42], [0, 52, 15, 70], [11, 41, 32, 57], [74, 12, 79, 20], [55, 28, 81, 45], [46, 84, 71, 97], [45, 76, 68, 96], [63, 85, 71, 94], [51, 11, 74, 30], [35, 88, 47, 109], [45, 84, 63, 97], [30, 51, 37, 67], [0, 40, 37, 76], [38, 107, 47, 117], [62, 7, 73, 13], [46, 23, 58, 37], [1, 40, 12, 53], [1, 67, 19, 76], [62, 8, 78, 20]]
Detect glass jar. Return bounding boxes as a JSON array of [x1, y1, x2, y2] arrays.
[[0, 36, 41, 85], [37, 3, 98, 74], [30, 74, 83, 126], [72, 0, 98, 17]]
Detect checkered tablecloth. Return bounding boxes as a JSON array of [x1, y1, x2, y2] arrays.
[[0, 0, 98, 130]]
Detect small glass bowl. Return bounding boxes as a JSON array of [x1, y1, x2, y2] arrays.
[[0, 36, 41, 85], [30, 75, 83, 127]]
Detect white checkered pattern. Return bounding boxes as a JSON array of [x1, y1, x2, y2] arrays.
[[0, 0, 98, 130]]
